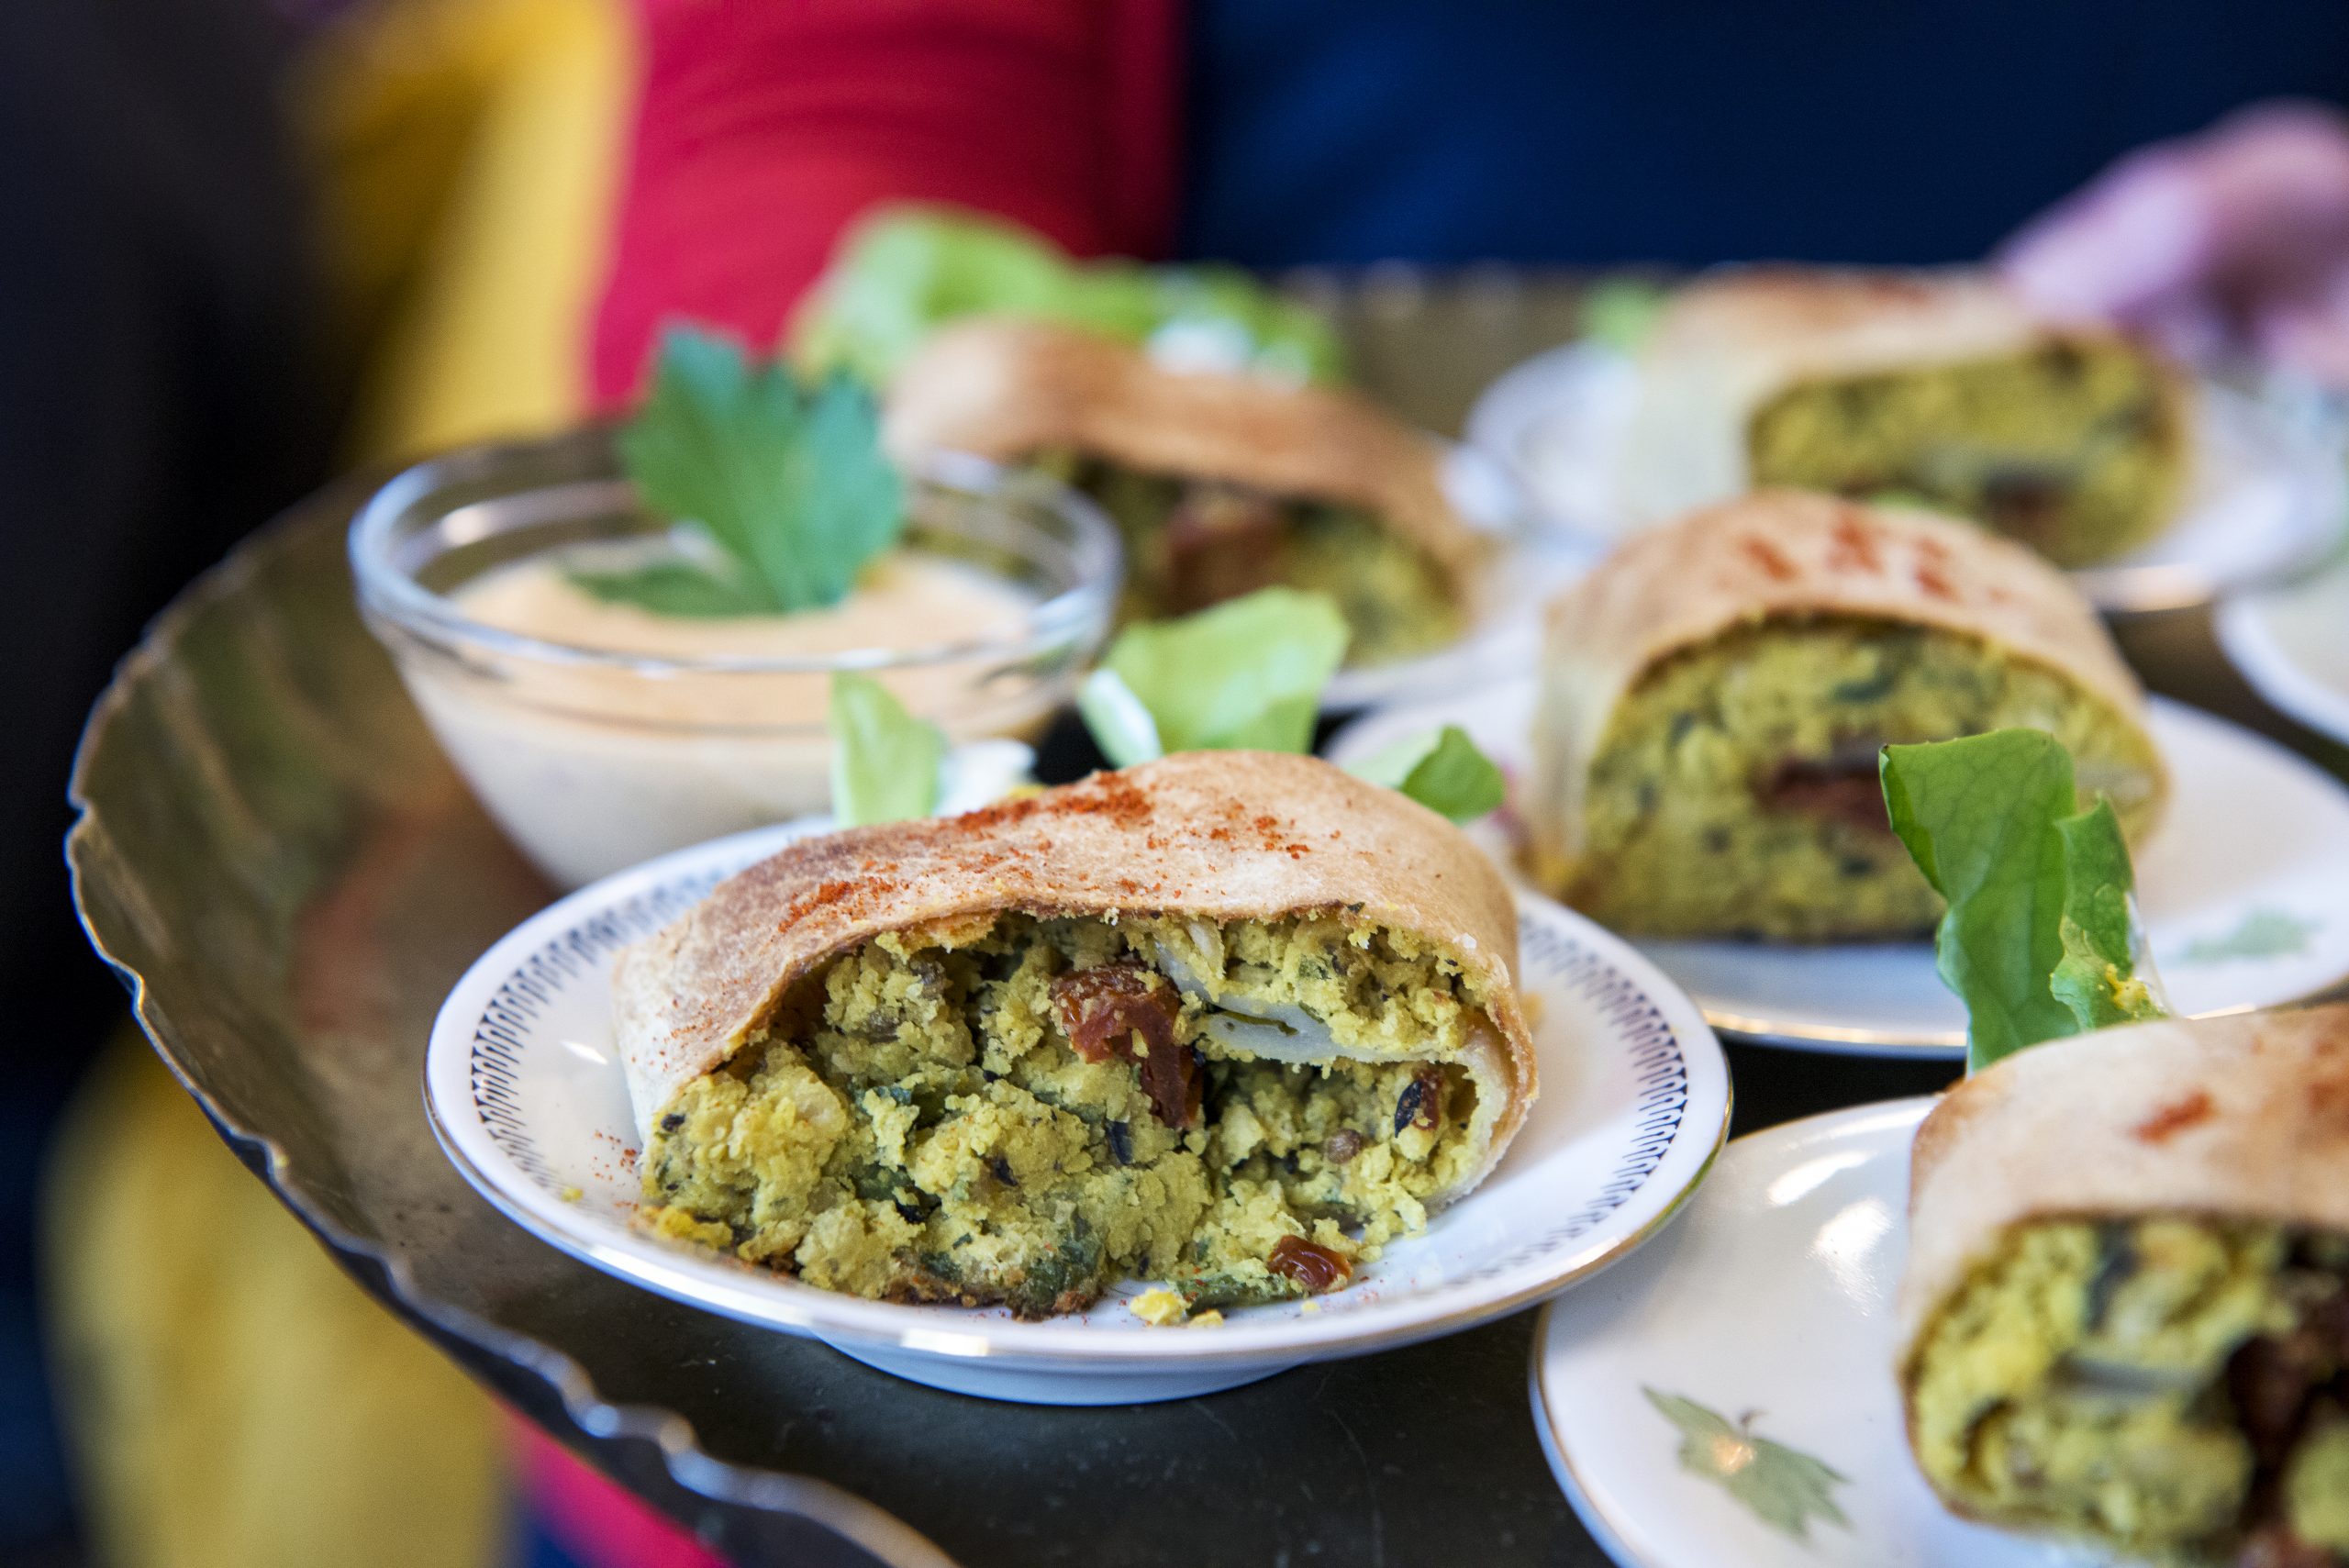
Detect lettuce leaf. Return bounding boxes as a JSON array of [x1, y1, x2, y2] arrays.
[[1581, 279, 1670, 354], [2050, 798, 2168, 1030], [1074, 668, 1165, 770], [829, 673, 944, 828], [789, 205, 1345, 386], [599, 327, 903, 616], [1344, 725, 1506, 823], [1881, 728, 2167, 1073], [1077, 588, 1349, 763]]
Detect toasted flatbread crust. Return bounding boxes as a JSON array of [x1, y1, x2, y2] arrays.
[[614, 751, 1537, 1204], [1613, 267, 2191, 527], [882, 317, 1486, 586], [1896, 1006, 2349, 1478], [1528, 490, 2166, 884]]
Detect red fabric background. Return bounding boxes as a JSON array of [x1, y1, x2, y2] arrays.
[[590, 0, 1182, 406]]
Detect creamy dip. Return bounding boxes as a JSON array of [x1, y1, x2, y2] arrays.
[[396, 549, 1052, 888]]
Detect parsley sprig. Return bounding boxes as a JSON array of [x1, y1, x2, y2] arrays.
[[573, 326, 904, 617]]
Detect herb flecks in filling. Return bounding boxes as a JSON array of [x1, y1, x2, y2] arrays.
[[640, 913, 1486, 1318], [1745, 339, 2181, 567], [1909, 1218, 2349, 1566], [1074, 462, 1462, 667], [1570, 617, 2162, 940]]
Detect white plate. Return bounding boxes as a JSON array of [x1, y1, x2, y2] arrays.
[[1530, 1098, 2112, 1568], [2218, 559, 2349, 746], [425, 820, 1731, 1406], [1467, 341, 2348, 614], [1329, 681, 2349, 1055]]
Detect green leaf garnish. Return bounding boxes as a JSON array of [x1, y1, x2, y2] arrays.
[[566, 559, 773, 618], [790, 205, 1345, 386], [1343, 725, 1506, 823], [2049, 799, 2165, 1032], [1581, 279, 1670, 354], [1881, 728, 2167, 1073], [591, 326, 904, 617], [829, 673, 944, 828], [1645, 1389, 1850, 1541], [1074, 669, 1164, 770], [1077, 588, 1349, 764]]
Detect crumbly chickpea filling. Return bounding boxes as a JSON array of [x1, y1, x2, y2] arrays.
[[640, 912, 1487, 1318], [1908, 1217, 2349, 1565], [1746, 339, 2182, 567], [1567, 616, 2161, 940], [1068, 459, 1463, 667]]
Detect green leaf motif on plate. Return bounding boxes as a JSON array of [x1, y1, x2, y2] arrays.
[[1644, 1387, 1851, 1542], [2176, 907, 2321, 964]]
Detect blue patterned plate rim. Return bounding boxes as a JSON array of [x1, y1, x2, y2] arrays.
[[425, 818, 1732, 1368]]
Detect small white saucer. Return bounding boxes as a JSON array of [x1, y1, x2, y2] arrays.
[[424, 818, 1731, 1406], [1530, 1098, 2106, 1568], [1330, 681, 2349, 1056], [2218, 559, 2349, 747], [1467, 341, 2348, 614]]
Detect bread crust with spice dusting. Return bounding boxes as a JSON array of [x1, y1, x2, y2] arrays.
[[613, 751, 1536, 1196], [1527, 490, 2165, 893], [1898, 1005, 2349, 1465], [880, 317, 1486, 586]]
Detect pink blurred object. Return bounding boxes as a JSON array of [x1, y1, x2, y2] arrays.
[[518, 1421, 731, 1568], [2001, 100, 2349, 384]]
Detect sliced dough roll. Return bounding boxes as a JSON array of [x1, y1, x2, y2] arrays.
[[883, 317, 1486, 666], [1528, 490, 2166, 940], [1615, 268, 2191, 566], [1899, 1006, 2349, 1564], [614, 751, 1537, 1318]]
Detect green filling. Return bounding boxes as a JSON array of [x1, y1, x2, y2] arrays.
[[1908, 1218, 2349, 1562], [640, 913, 1485, 1317], [1746, 339, 2182, 567], [2288, 1419, 2349, 1551], [1076, 462, 1463, 666], [1571, 617, 2161, 940]]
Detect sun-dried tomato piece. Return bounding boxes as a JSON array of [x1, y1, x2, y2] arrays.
[[1757, 748, 1894, 839], [1050, 961, 1197, 1129], [1052, 961, 1175, 1062], [2230, 1324, 2332, 1465], [2235, 1525, 2338, 1568], [1268, 1236, 1353, 1294], [1163, 484, 1286, 612]]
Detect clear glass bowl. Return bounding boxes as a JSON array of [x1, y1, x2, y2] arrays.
[[351, 428, 1120, 887]]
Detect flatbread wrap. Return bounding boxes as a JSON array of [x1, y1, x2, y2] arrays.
[[1614, 268, 2191, 566], [883, 317, 1486, 665], [614, 751, 1538, 1317], [1527, 490, 2166, 940], [1899, 1005, 2349, 1565]]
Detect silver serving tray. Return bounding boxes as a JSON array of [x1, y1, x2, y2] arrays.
[[67, 278, 1674, 1568], [74, 272, 2307, 1564]]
